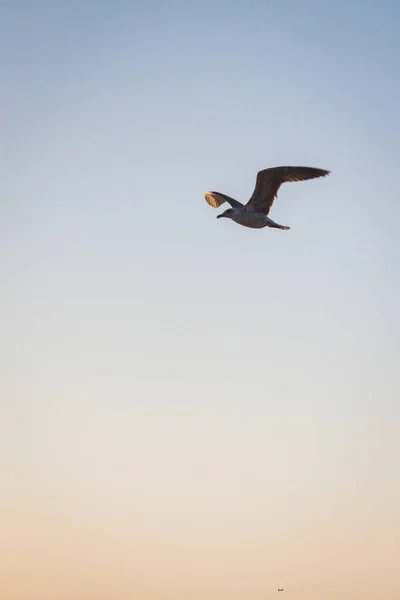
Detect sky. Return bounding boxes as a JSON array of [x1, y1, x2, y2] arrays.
[[0, 0, 399, 598]]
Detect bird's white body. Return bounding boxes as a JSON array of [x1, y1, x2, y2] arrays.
[[229, 208, 289, 230]]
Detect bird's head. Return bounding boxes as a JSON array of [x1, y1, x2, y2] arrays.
[[217, 208, 235, 220]]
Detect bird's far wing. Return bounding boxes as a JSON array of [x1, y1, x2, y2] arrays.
[[246, 166, 330, 215], [205, 191, 242, 209]]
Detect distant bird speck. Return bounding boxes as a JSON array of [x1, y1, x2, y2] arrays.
[[205, 165, 330, 230]]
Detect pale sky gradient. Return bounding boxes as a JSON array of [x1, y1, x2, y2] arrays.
[[1, 1, 399, 599]]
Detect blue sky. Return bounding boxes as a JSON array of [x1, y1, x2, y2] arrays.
[[1, 1, 399, 598]]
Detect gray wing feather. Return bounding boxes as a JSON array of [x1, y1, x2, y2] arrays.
[[205, 191, 243, 209], [246, 166, 330, 215]]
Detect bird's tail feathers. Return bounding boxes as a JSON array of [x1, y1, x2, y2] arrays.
[[267, 219, 290, 230]]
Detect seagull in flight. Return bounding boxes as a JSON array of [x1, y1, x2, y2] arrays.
[[205, 165, 330, 230]]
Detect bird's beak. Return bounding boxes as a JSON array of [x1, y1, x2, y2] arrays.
[[216, 214, 225, 219]]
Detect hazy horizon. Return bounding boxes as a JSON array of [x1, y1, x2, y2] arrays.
[[1, 1, 399, 599]]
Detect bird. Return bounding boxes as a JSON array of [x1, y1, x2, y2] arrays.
[[278, 589, 284, 592], [205, 165, 330, 230]]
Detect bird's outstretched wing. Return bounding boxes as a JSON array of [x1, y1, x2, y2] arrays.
[[205, 191, 243, 209], [246, 166, 330, 215]]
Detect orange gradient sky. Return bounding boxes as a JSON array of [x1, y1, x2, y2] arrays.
[[1, 1, 399, 599]]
